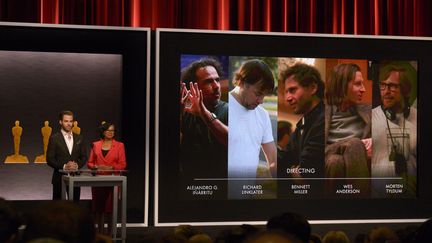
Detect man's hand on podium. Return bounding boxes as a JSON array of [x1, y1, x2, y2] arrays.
[[65, 161, 78, 170]]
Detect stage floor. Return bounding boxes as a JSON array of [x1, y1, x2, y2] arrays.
[[0, 163, 91, 200]]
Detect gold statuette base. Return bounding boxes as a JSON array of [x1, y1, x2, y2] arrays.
[[4, 154, 29, 163], [34, 155, 47, 163]]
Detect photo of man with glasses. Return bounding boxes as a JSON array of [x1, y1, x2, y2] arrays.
[[371, 64, 417, 197]]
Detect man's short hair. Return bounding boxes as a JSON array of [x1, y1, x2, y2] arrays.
[[380, 65, 412, 98], [181, 58, 223, 84], [58, 110, 74, 121], [325, 63, 361, 107], [233, 59, 275, 94], [279, 63, 324, 99]]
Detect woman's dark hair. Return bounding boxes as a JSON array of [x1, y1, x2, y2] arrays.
[[99, 122, 114, 139]]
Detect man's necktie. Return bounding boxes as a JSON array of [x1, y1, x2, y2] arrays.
[[296, 120, 304, 135]]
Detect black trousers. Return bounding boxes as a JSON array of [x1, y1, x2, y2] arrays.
[[52, 183, 80, 202]]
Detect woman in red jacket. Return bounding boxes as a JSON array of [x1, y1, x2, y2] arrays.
[[87, 122, 126, 235]]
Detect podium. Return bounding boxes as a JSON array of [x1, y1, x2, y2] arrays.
[[61, 172, 127, 242]]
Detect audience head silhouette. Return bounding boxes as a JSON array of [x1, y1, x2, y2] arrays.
[[267, 212, 311, 243], [322, 230, 349, 243], [412, 218, 432, 243], [0, 198, 21, 243], [245, 230, 301, 243], [23, 200, 95, 243]]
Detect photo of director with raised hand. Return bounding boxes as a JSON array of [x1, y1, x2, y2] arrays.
[[179, 58, 228, 197]]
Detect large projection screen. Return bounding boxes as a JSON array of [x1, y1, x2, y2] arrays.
[[0, 23, 150, 226], [155, 28, 432, 225]]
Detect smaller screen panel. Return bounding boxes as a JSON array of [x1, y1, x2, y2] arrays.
[[0, 24, 150, 224], [0, 50, 122, 200]]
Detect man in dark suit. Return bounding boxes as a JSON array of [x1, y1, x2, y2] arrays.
[[278, 63, 325, 197], [47, 110, 87, 200]]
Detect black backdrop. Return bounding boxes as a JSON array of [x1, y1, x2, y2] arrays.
[[2, 24, 431, 226], [0, 50, 123, 161]]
